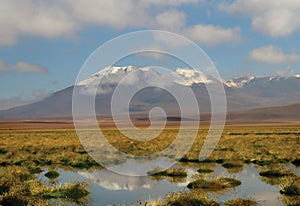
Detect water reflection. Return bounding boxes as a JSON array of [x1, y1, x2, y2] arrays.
[[38, 168, 188, 205], [286, 164, 300, 175], [78, 170, 155, 191], [211, 165, 282, 206], [36, 164, 299, 206]]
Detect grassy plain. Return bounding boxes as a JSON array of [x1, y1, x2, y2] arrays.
[[0, 121, 299, 205]]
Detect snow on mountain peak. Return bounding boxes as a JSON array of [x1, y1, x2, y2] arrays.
[[175, 68, 202, 78], [225, 76, 255, 88], [294, 74, 300, 78], [77, 66, 217, 87], [93, 66, 138, 76], [174, 68, 214, 85], [77, 66, 139, 86]]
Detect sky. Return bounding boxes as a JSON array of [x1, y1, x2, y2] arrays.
[[1, 0, 300, 110]]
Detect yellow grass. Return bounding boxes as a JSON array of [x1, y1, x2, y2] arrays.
[[0, 125, 299, 205]]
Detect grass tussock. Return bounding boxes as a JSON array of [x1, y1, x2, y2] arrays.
[[0, 149, 8, 155], [197, 168, 214, 173], [44, 170, 59, 179], [259, 168, 295, 178], [280, 178, 300, 196], [0, 194, 28, 206], [165, 191, 220, 206], [187, 177, 241, 190], [148, 167, 187, 177], [225, 198, 257, 206], [0, 167, 89, 205], [222, 162, 243, 169], [291, 159, 300, 167], [40, 182, 89, 200]]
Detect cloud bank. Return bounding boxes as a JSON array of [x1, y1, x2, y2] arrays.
[[0, 60, 48, 73], [221, 0, 300, 37], [0, 0, 241, 46], [249, 45, 300, 64]]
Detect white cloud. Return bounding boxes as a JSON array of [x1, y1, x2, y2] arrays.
[[221, 0, 300, 37], [0, 0, 77, 46], [140, 0, 199, 6], [31, 89, 51, 100], [0, 60, 48, 73], [249, 45, 300, 64], [152, 16, 242, 47], [64, 0, 149, 29], [0, 0, 241, 47], [183, 24, 241, 45], [0, 0, 199, 46], [144, 23, 241, 58], [156, 10, 186, 31]]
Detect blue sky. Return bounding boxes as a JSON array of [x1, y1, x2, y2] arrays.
[[1, 0, 300, 110]]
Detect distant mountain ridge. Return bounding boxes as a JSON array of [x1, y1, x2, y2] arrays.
[[0, 66, 300, 119], [227, 103, 300, 121]]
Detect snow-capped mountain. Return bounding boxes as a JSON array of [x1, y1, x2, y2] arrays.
[[77, 66, 220, 88], [0, 66, 300, 119], [75, 66, 223, 98], [226, 74, 300, 88], [77, 66, 300, 90]]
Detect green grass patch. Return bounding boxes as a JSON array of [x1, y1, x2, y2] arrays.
[[291, 159, 300, 166], [28, 167, 43, 174], [280, 178, 300, 196], [244, 159, 251, 164], [251, 159, 273, 166], [40, 182, 89, 200], [14, 160, 25, 166], [280, 185, 300, 196], [76, 150, 87, 154], [0, 148, 8, 155], [215, 159, 225, 164], [179, 157, 200, 163], [259, 168, 294, 178], [32, 159, 52, 166], [0, 194, 28, 206], [0, 184, 10, 195], [70, 158, 100, 169], [222, 162, 243, 169], [44, 170, 59, 179], [197, 168, 214, 173]]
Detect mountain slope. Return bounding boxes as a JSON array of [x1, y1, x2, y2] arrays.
[[0, 87, 74, 119]]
